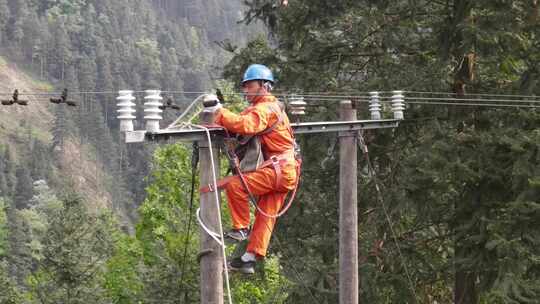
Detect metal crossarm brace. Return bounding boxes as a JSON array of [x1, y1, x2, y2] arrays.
[[124, 119, 400, 143], [292, 119, 399, 134]]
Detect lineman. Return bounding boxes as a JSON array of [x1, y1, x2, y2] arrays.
[[203, 64, 300, 274]]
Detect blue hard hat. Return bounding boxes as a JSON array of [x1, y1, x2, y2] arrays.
[[242, 64, 274, 84]]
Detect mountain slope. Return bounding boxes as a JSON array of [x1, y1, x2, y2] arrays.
[[0, 57, 53, 143], [0, 56, 117, 214]]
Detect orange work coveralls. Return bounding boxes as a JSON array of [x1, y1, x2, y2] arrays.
[[214, 94, 298, 258]]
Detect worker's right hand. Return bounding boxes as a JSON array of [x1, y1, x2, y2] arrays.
[[203, 102, 222, 113], [202, 94, 223, 113]]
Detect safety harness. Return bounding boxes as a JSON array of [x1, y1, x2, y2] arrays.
[[200, 101, 301, 218]]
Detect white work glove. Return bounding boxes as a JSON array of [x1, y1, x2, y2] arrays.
[[202, 94, 223, 113], [203, 103, 222, 113]]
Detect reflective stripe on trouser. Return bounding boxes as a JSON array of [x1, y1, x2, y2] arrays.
[[224, 162, 296, 257]]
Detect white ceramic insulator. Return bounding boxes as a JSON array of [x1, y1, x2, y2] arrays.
[[143, 90, 163, 132], [391, 90, 405, 120], [368, 91, 382, 120], [289, 94, 307, 115], [116, 90, 136, 132]]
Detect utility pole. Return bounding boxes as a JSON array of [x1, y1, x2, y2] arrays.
[[339, 100, 358, 304], [198, 110, 223, 304]]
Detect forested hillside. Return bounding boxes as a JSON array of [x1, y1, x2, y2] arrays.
[[0, 1, 263, 303], [0, 0, 262, 219]]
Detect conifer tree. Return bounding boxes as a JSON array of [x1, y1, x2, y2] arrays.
[[229, 1, 540, 302], [160, 47, 180, 91], [77, 55, 98, 141], [0, 0, 10, 44], [61, 64, 81, 140], [96, 39, 115, 126], [0, 264, 22, 304], [51, 105, 68, 153], [13, 166, 33, 209], [77, 55, 97, 92], [29, 198, 115, 304], [77, 4, 98, 55], [96, 39, 113, 93], [20, 10, 45, 64], [2, 148, 16, 198], [0, 198, 7, 258], [0, 155, 8, 197], [51, 20, 72, 81], [5, 204, 33, 286], [6, 0, 28, 47], [29, 139, 51, 181]]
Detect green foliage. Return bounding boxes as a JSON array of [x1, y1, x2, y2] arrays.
[[0, 0, 260, 229], [397, 108, 540, 300], [0, 263, 23, 304], [0, 0, 9, 44], [138, 144, 194, 255], [223, 37, 280, 85], [13, 165, 33, 209], [135, 143, 200, 302], [118, 135, 291, 302], [0, 147, 16, 198], [13, 180, 61, 263], [104, 235, 144, 304], [216, 79, 249, 113], [5, 0, 540, 302], [0, 1, 268, 302], [228, 0, 540, 302], [51, 105, 69, 153], [0, 198, 7, 258], [29, 140, 53, 181], [28, 197, 117, 304], [5, 201, 33, 286], [16, 208, 46, 262], [231, 256, 291, 304]]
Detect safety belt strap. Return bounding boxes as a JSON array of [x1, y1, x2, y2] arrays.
[[253, 149, 294, 190], [199, 150, 294, 193], [237, 106, 283, 146]]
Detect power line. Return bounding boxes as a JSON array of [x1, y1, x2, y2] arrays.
[[1, 89, 539, 99], [298, 95, 540, 105], [302, 100, 540, 109], [399, 96, 540, 104], [0, 89, 537, 102], [2, 89, 540, 111], [405, 100, 540, 109], [405, 91, 540, 99]]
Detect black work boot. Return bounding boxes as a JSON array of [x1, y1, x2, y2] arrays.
[[225, 228, 250, 242], [229, 257, 255, 274]]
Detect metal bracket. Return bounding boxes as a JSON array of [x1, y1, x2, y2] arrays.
[[197, 248, 214, 263], [124, 119, 400, 143]]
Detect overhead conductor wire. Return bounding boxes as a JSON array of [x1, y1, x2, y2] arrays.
[[3, 89, 537, 99], [2, 89, 540, 111]]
